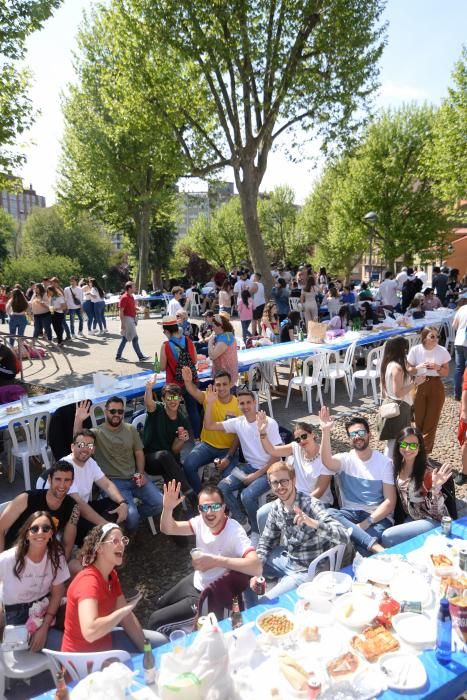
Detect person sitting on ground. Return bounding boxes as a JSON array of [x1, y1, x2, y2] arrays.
[[255, 413, 334, 533], [381, 428, 452, 547], [207, 313, 239, 386], [204, 385, 282, 544], [148, 481, 260, 633], [319, 407, 397, 555], [422, 287, 442, 311], [61, 523, 167, 653], [0, 461, 79, 560], [73, 398, 163, 533], [142, 378, 196, 504], [279, 310, 302, 343], [182, 367, 241, 493], [0, 511, 69, 651], [249, 462, 349, 601]]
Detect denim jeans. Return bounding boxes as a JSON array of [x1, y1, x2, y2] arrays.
[[240, 320, 251, 343], [116, 334, 144, 360], [381, 517, 438, 548], [9, 314, 28, 342], [83, 299, 94, 331], [112, 629, 167, 651], [218, 463, 269, 533], [68, 308, 84, 334], [244, 546, 309, 607], [327, 507, 392, 555], [93, 300, 107, 331], [454, 345, 467, 400], [111, 477, 163, 532], [183, 441, 238, 493], [5, 604, 63, 650], [33, 312, 53, 341]]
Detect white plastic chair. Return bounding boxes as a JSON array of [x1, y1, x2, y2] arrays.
[[307, 542, 348, 578], [351, 345, 383, 403], [7, 412, 51, 491], [42, 648, 131, 682], [289, 297, 302, 312], [404, 332, 419, 351], [322, 342, 357, 404], [90, 398, 127, 428], [188, 292, 201, 318], [0, 647, 55, 698], [443, 321, 455, 354], [285, 354, 324, 414], [236, 336, 246, 350], [130, 413, 163, 535], [247, 362, 275, 417]]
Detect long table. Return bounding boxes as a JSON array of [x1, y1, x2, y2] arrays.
[[32, 516, 467, 700], [0, 310, 453, 430]]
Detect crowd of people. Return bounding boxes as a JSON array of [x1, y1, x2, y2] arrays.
[[0, 260, 466, 667]]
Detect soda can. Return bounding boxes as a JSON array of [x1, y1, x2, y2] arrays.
[[214, 458, 221, 469], [441, 516, 452, 537], [197, 616, 207, 630], [254, 576, 266, 595], [307, 678, 321, 699], [132, 472, 143, 487], [177, 426, 186, 439], [459, 549, 467, 572], [401, 601, 422, 614]]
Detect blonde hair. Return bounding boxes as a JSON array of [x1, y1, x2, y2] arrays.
[[267, 461, 295, 479]]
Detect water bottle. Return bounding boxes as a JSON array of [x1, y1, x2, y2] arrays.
[[436, 598, 452, 664]]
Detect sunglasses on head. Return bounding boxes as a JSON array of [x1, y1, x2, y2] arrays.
[[294, 433, 310, 443], [107, 408, 124, 415], [164, 394, 181, 401], [399, 440, 419, 451], [198, 503, 223, 513], [349, 429, 367, 438], [29, 524, 52, 534]]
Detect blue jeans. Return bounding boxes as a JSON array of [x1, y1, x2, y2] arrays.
[[454, 345, 467, 400], [112, 629, 167, 652], [33, 312, 52, 341], [83, 299, 94, 331], [218, 464, 269, 533], [5, 604, 63, 650], [381, 517, 438, 548], [111, 477, 163, 532], [183, 442, 238, 493], [9, 314, 28, 342], [116, 334, 145, 360], [69, 308, 84, 334], [93, 300, 107, 331], [245, 546, 309, 607], [240, 320, 251, 343], [327, 507, 392, 555]]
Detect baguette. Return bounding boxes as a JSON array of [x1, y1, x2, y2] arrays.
[[278, 656, 308, 691]]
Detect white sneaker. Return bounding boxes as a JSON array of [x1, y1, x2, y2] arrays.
[[250, 532, 260, 547]]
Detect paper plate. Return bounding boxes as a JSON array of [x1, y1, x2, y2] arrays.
[[333, 592, 379, 629], [379, 652, 427, 690], [391, 613, 436, 647], [313, 572, 352, 597], [358, 557, 394, 585], [390, 573, 432, 607]]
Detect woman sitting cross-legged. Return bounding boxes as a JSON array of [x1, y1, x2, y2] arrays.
[[381, 427, 452, 548], [148, 481, 261, 635], [0, 511, 69, 651], [61, 523, 167, 653]]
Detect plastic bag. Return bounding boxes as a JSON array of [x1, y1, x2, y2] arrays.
[[71, 662, 134, 700]]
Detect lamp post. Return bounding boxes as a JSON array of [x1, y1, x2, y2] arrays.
[[363, 211, 378, 283], [102, 274, 108, 293]]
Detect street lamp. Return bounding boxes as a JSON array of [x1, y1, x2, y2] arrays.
[[102, 274, 108, 292], [363, 211, 378, 283]]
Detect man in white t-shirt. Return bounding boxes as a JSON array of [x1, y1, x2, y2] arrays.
[[233, 270, 249, 297], [395, 267, 408, 289], [166, 286, 184, 317], [204, 385, 282, 542], [453, 303, 467, 401], [148, 480, 260, 633], [249, 272, 266, 334], [63, 429, 129, 543], [378, 271, 399, 309], [319, 407, 396, 555]]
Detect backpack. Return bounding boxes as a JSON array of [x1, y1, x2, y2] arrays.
[[170, 337, 198, 383]]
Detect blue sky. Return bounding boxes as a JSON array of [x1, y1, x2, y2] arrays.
[[18, 0, 467, 205]]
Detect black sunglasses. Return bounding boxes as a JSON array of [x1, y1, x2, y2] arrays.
[[107, 408, 124, 415], [29, 524, 53, 534], [294, 433, 310, 443]]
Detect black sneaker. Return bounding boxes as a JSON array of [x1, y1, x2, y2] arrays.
[[115, 357, 126, 362], [454, 472, 467, 486], [138, 355, 150, 361]]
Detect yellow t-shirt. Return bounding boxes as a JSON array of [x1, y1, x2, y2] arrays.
[[201, 394, 241, 448]]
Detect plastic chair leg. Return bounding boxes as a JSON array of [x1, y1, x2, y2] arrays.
[[371, 377, 377, 403], [306, 387, 313, 414], [330, 379, 335, 404], [147, 517, 157, 535], [285, 381, 292, 408], [22, 455, 31, 491], [316, 382, 324, 407]]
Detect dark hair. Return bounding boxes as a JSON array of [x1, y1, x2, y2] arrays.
[[237, 389, 255, 400], [198, 483, 225, 503], [214, 370, 231, 382], [360, 281, 368, 290], [294, 421, 315, 435], [305, 275, 316, 292], [380, 336, 409, 394], [11, 288, 29, 313], [89, 278, 104, 298], [45, 460, 74, 481], [433, 266, 440, 274], [14, 511, 64, 579], [328, 287, 338, 298], [393, 426, 427, 490], [73, 428, 95, 443], [287, 310, 301, 327], [240, 289, 251, 305], [213, 315, 234, 333], [345, 415, 370, 435], [105, 395, 124, 408], [338, 304, 351, 322], [423, 287, 433, 296], [221, 279, 231, 292], [163, 323, 180, 335], [277, 277, 286, 288], [406, 267, 414, 276], [161, 383, 182, 398], [34, 283, 46, 297], [384, 271, 393, 279]]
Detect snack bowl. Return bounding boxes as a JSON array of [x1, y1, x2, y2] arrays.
[[333, 592, 379, 629], [391, 612, 436, 647], [295, 594, 333, 628], [256, 607, 295, 643], [313, 571, 352, 597]]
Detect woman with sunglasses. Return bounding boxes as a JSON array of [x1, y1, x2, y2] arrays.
[[207, 313, 238, 386], [255, 412, 333, 532], [148, 481, 260, 633], [260, 301, 280, 341], [381, 427, 452, 547], [61, 523, 166, 653], [0, 511, 69, 651], [407, 326, 451, 454]]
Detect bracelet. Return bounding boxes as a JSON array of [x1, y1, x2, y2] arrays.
[[44, 611, 55, 619], [117, 500, 128, 506], [259, 433, 267, 438]]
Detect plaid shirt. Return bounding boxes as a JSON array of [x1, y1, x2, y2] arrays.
[[256, 491, 349, 572]]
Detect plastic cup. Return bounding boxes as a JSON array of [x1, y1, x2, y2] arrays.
[[190, 547, 203, 560], [169, 630, 186, 653]]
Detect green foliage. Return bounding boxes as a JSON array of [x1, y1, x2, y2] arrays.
[[21, 205, 113, 279], [0, 208, 17, 262], [428, 47, 467, 212], [258, 186, 298, 265], [2, 254, 78, 289]]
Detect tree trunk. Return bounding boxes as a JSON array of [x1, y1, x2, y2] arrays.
[[152, 267, 163, 290], [235, 165, 274, 297], [135, 201, 151, 291]]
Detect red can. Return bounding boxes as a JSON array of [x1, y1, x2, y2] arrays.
[[177, 426, 186, 439], [307, 677, 321, 699], [133, 473, 143, 487], [254, 576, 266, 595]]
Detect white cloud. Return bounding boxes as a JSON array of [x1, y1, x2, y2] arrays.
[[377, 80, 430, 104]]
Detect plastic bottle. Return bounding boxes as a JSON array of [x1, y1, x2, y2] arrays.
[[436, 598, 452, 664], [143, 639, 156, 685]]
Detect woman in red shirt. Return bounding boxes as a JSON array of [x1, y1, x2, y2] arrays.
[[62, 523, 166, 653]]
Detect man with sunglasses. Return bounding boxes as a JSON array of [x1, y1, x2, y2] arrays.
[[0, 461, 80, 560], [148, 480, 260, 633], [74, 397, 163, 533], [319, 406, 397, 555], [249, 461, 349, 601]]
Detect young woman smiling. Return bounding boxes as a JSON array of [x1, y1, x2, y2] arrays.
[[381, 427, 452, 547]]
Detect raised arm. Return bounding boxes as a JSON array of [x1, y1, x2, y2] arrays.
[[318, 406, 342, 471], [0, 494, 28, 553], [144, 375, 157, 413], [181, 366, 205, 404], [160, 481, 193, 536], [73, 400, 91, 434], [78, 595, 141, 644], [256, 411, 292, 458], [202, 385, 226, 431]]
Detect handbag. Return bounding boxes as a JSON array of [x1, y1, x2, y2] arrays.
[[378, 401, 400, 420]]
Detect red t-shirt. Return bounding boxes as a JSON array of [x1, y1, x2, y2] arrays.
[[61, 565, 122, 652], [119, 292, 137, 318], [463, 367, 467, 392], [0, 293, 7, 312]]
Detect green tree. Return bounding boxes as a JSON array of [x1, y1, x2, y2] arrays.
[[58, 5, 183, 289], [0, 1, 62, 186], [110, 0, 386, 292], [258, 185, 298, 264], [2, 254, 78, 289], [0, 208, 17, 263], [428, 47, 467, 212], [21, 205, 113, 279]]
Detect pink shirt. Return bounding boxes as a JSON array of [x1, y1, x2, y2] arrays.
[[237, 299, 253, 321]]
